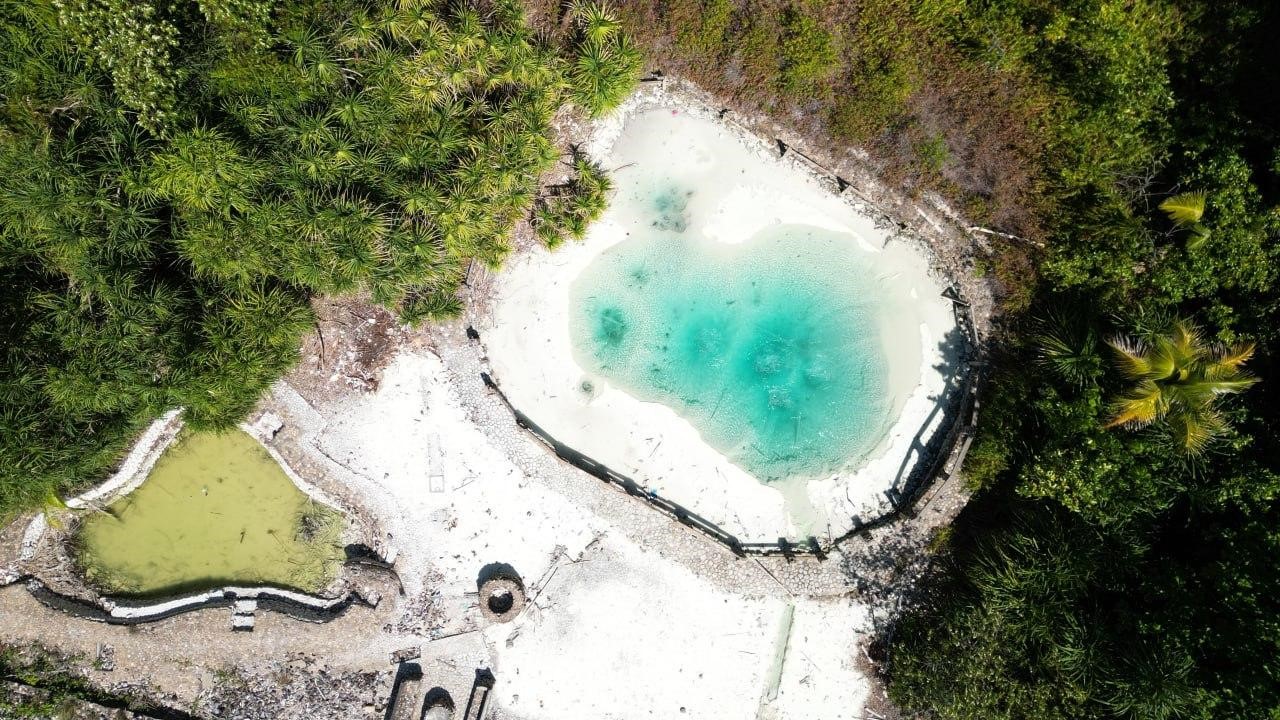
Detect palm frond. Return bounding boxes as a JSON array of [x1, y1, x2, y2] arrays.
[[1186, 223, 1211, 250], [1169, 408, 1227, 456], [1159, 191, 1206, 226], [1197, 374, 1258, 396], [1106, 381, 1163, 429], [1213, 341, 1255, 368], [1168, 318, 1203, 361], [1107, 336, 1154, 379]]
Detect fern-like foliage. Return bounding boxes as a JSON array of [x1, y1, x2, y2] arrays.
[[1035, 314, 1103, 386]]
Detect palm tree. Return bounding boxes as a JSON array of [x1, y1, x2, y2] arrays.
[[569, 36, 642, 116], [1106, 318, 1257, 454], [531, 155, 612, 247], [339, 9, 382, 51], [1035, 313, 1103, 386], [141, 128, 264, 215]]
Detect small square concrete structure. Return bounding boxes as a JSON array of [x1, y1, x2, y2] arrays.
[[232, 598, 257, 631]]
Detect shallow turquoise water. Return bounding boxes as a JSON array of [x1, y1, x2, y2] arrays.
[[571, 215, 892, 482]]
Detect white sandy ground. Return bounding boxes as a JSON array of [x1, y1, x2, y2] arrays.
[[287, 350, 876, 719], [484, 98, 957, 543], [3, 346, 878, 719]]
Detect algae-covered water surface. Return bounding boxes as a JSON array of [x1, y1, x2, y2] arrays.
[[76, 430, 344, 597]]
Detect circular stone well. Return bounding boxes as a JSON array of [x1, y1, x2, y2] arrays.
[[478, 575, 525, 623]]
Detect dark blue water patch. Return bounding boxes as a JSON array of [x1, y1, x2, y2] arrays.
[[571, 224, 892, 481]]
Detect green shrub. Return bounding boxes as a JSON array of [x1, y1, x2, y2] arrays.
[[673, 0, 735, 57], [915, 132, 949, 173], [778, 8, 837, 96], [533, 157, 613, 248], [828, 57, 916, 143], [567, 2, 643, 116]]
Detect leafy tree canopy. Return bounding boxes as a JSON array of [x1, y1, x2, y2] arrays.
[[0, 0, 635, 517]]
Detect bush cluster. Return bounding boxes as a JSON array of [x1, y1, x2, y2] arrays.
[[0, 0, 636, 519]]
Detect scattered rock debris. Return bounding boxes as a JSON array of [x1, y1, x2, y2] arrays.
[[95, 642, 115, 671], [389, 646, 421, 665], [196, 656, 387, 720]]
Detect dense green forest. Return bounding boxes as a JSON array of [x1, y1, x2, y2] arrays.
[[0, 0, 638, 516], [612, 1, 1279, 718]]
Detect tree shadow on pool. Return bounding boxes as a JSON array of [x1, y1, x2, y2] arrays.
[[884, 322, 973, 512], [836, 314, 979, 601]]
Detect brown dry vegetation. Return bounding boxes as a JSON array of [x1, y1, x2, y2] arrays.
[[595, 0, 1051, 239]]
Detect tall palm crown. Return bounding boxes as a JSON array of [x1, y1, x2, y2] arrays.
[[1106, 319, 1257, 454]]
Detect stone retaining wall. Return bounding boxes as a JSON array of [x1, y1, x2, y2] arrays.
[[22, 576, 375, 625]]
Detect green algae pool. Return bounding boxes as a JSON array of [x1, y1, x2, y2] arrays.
[[572, 219, 893, 482], [76, 430, 345, 597]]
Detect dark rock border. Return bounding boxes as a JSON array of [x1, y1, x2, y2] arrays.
[[477, 576, 525, 623]]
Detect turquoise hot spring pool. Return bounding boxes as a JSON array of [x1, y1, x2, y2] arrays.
[[487, 108, 956, 537], [571, 184, 893, 483]]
